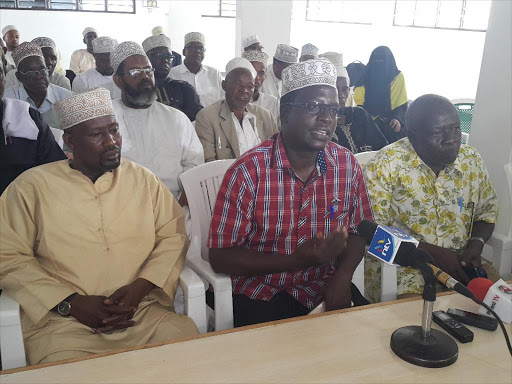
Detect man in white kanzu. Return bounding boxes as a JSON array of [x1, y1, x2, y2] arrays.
[[2, 25, 19, 69], [242, 50, 280, 121], [72, 36, 120, 99], [260, 44, 298, 98], [69, 27, 97, 74], [169, 32, 223, 108], [111, 41, 204, 203]]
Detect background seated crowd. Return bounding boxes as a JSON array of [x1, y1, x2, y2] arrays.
[[0, 23, 502, 365]]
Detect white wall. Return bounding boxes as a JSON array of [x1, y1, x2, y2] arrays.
[[0, 0, 170, 70], [470, 0, 512, 237], [290, 0, 488, 101], [236, 0, 293, 58], [0, 0, 235, 72], [167, 0, 235, 71]]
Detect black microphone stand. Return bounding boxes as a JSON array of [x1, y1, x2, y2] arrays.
[[390, 265, 459, 368]]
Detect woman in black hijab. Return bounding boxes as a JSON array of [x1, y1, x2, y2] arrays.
[[354, 46, 408, 143]]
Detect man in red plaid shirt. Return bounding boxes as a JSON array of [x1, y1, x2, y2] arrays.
[[208, 58, 374, 327]]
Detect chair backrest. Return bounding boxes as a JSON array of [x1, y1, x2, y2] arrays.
[[451, 98, 475, 135], [354, 150, 378, 166], [180, 160, 236, 261]]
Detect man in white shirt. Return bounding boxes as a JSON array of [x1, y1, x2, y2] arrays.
[[4, 42, 73, 147], [72, 36, 120, 99], [169, 32, 223, 108], [260, 44, 298, 98], [69, 27, 97, 74], [5, 37, 71, 90], [242, 50, 279, 121], [2, 25, 19, 68], [300, 43, 319, 62], [242, 34, 263, 52], [195, 58, 278, 162], [111, 41, 204, 201]]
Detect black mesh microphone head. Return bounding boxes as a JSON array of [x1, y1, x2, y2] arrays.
[[394, 246, 435, 268], [357, 219, 377, 244]]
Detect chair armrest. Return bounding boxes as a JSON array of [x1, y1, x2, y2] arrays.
[[0, 292, 21, 327], [178, 265, 207, 334], [185, 238, 232, 292], [185, 237, 234, 331], [179, 265, 206, 299], [486, 233, 512, 278], [0, 292, 27, 369], [379, 261, 398, 302]]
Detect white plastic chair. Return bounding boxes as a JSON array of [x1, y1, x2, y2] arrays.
[[354, 150, 399, 302], [485, 153, 512, 279], [0, 265, 207, 370], [180, 160, 236, 332]]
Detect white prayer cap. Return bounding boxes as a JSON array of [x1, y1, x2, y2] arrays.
[[2, 25, 18, 36], [274, 44, 299, 64], [12, 42, 43, 68], [142, 35, 171, 53], [31, 37, 56, 51], [82, 27, 97, 37], [184, 32, 205, 47], [55, 88, 115, 130], [152, 26, 164, 36], [242, 34, 260, 48], [300, 43, 319, 58], [242, 50, 269, 66], [225, 57, 256, 78], [111, 41, 147, 73], [92, 36, 117, 54], [281, 58, 337, 97], [319, 52, 349, 80]]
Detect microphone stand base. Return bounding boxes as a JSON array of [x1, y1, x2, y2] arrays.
[[390, 326, 458, 368]]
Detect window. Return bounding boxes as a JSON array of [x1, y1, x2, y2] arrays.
[[0, 0, 135, 13], [202, 0, 236, 18], [393, 0, 491, 31], [306, 0, 373, 25]]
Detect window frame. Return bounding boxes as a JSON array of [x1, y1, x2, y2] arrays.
[[0, 0, 136, 15], [393, 0, 488, 32], [305, 0, 373, 26], [201, 0, 236, 19]]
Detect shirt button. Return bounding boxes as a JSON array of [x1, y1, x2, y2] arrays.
[[98, 228, 101, 232], [106, 248, 110, 251]]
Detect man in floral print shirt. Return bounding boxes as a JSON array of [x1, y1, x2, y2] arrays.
[[364, 94, 499, 302]]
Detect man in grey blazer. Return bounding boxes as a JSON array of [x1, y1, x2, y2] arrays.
[[195, 58, 278, 162]]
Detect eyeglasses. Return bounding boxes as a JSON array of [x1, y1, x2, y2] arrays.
[[149, 52, 175, 61], [185, 45, 206, 53], [119, 67, 155, 77], [18, 68, 48, 79], [286, 101, 341, 119]]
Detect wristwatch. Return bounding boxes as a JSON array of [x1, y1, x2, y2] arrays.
[[469, 236, 486, 248], [57, 293, 78, 316]]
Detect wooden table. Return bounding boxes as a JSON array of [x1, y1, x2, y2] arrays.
[[1, 292, 511, 383]]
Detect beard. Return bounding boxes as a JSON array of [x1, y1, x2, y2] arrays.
[[123, 79, 157, 107]]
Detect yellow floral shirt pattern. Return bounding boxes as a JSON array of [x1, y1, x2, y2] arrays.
[[363, 138, 498, 302]]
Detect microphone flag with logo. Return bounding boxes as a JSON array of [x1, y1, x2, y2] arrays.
[[366, 224, 419, 264]]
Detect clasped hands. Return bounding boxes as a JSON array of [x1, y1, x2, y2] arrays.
[[69, 278, 155, 334], [295, 227, 353, 311]]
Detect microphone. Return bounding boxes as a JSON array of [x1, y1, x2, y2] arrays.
[[357, 220, 474, 299], [468, 278, 512, 323]]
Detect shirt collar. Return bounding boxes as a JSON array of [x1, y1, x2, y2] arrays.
[[181, 63, 206, 74], [271, 132, 328, 175], [19, 84, 54, 106], [403, 137, 464, 177]]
